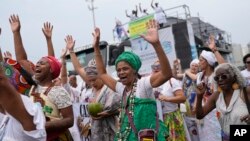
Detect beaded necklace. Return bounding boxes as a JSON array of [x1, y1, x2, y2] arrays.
[[116, 80, 137, 141]]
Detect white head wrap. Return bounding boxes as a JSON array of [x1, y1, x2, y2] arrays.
[[200, 50, 217, 66], [190, 59, 199, 67]]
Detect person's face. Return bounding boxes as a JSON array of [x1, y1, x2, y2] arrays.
[[116, 61, 136, 86], [199, 56, 208, 70], [87, 75, 103, 90], [190, 63, 199, 74], [151, 62, 161, 74], [69, 75, 77, 88], [34, 58, 51, 81], [245, 57, 250, 70], [214, 67, 234, 90]]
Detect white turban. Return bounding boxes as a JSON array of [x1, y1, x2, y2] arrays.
[[200, 50, 217, 66], [190, 59, 199, 67]]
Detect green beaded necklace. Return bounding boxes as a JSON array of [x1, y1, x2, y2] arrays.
[[116, 80, 137, 141]]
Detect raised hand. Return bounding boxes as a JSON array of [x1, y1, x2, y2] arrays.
[[42, 22, 53, 39], [65, 35, 75, 51], [208, 35, 217, 52], [92, 27, 100, 48], [4, 51, 12, 59], [195, 82, 206, 96], [9, 14, 21, 33], [141, 19, 160, 45]]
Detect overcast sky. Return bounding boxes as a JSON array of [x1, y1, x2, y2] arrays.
[[0, 0, 249, 62]]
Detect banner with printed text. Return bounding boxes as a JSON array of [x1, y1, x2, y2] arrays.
[[128, 14, 154, 39], [131, 27, 176, 76]]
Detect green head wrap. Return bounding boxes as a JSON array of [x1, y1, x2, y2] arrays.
[[115, 51, 141, 72]]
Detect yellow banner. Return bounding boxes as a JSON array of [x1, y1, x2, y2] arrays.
[[128, 14, 154, 39]]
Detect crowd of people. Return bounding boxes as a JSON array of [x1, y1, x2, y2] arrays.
[[0, 12, 250, 141]]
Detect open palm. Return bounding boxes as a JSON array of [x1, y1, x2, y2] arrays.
[[141, 19, 159, 45], [42, 22, 53, 39], [92, 27, 100, 48], [9, 15, 21, 33], [208, 35, 216, 51], [65, 35, 75, 51]]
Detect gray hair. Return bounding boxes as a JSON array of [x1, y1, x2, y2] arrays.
[[214, 63, 246, 88]]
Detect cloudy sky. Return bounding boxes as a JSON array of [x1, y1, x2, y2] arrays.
[[0, 0, 249, 62]]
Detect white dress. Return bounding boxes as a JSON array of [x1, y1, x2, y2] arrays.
[[0, 95, 46, 141], [196, 72, 222, 141], [216, 89, 248, 136]]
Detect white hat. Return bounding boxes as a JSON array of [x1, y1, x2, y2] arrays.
[[200, 50, 217, 66]]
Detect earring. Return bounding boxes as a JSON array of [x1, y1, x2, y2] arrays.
[[232, 83, 239, 90]]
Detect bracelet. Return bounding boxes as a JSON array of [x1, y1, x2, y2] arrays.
[[94, 54, 102, 56], [69, 50, 74, 53]]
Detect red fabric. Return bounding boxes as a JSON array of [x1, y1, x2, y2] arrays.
[[43, 56, 62, 79]]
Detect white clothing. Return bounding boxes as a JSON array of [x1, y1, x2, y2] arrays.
[[0, 95, 46, 141], [153, 7, 167, 24], [216, 89, 248, 135], [35, 85, 72, 109], [196, 72, 221, 141], [115, 76, 154, 99], [241, 69, 250, 86], [160, 78, 182, 113], [153, 86, 164, 121], [62, 83, 82, 141], [63, 83, 81, 103]]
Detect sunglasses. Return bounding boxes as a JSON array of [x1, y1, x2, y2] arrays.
[[246, 61, 250, 64], [214, 74, 228, 82], [151, 64, 161, 70]]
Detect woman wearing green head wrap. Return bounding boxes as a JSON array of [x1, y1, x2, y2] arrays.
[[115, 51, 141, 76], [92, 19, 172, 141]]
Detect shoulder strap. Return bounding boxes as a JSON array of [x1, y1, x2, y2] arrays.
[[43, 82, 55, 96], [243, 87, 250, 114]]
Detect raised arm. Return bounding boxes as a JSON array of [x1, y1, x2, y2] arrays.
[[9, 14, 27, 61], [208, 35, 225, 64], [185, 69, 198, 81], [0, 68, 36, 131], [65, 35, 87, 82], [141, 20, 172, 87], [42, 22, 54, 56], [125, 10, 130, 18], [60, 48, 68, 85], [135, 5, 138, 17], [195, 83, 217, 119], [139, 3, 143, 13], [151, 0, 155, 9], [93, 28, 117, 91]]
